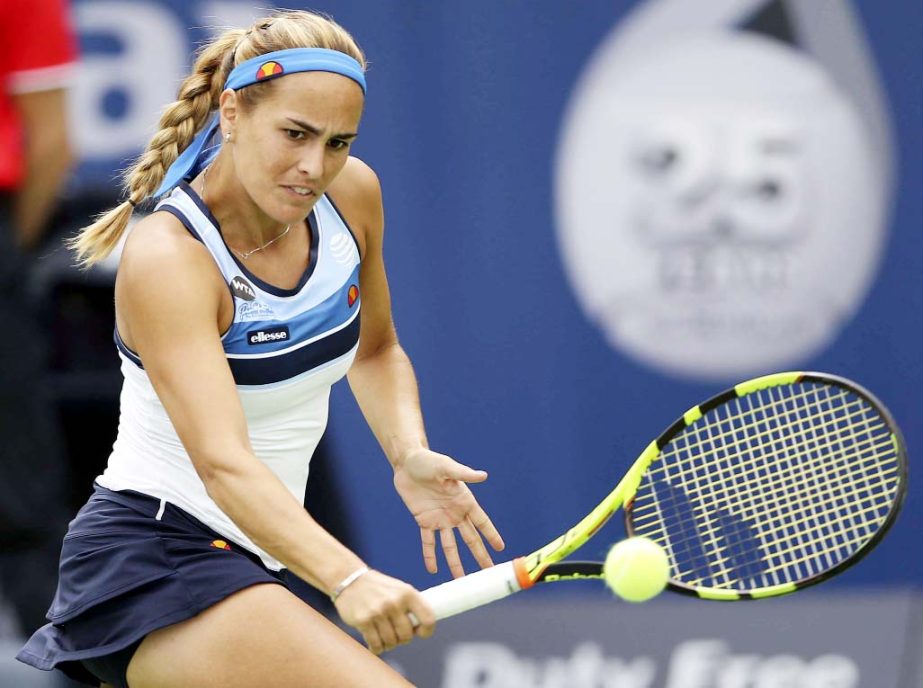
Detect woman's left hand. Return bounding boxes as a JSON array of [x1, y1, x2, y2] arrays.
[[393, 448, 505, 578]]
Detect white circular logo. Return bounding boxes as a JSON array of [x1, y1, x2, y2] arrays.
[[329, 232, 355, 264], [555, 31, 889, 380]]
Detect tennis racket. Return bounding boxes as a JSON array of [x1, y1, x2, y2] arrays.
[[420, 372, 907, 618]]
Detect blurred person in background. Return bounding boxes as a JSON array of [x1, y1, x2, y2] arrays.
[[0, 0, 77, 636]]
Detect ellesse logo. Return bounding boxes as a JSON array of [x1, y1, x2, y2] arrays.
[[230, 276, 256, 301], [247, 326, 289, 345]]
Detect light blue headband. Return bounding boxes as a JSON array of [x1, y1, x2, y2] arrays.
[[152, 48, 366, 199]]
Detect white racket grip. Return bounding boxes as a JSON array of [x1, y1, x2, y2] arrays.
[[420, 559, 527, 620]]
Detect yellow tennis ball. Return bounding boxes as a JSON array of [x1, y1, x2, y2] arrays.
[[603, 537, 670, 602]]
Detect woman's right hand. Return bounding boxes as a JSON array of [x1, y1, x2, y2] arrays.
[[333, 569, 436, 654]]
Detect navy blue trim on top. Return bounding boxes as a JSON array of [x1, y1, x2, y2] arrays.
[[179, 182, 319, 298], [225, 212, 318, 298], [228, 313, 360, 385], [324, 193, 363, 260], [178, 181, 222, 230], [155, 205, 204, 242], [113, 328, 143, 368]]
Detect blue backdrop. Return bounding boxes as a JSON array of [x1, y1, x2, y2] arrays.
[[66, 0, 922, 593]]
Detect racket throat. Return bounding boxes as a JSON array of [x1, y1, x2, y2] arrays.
[[513, 557, 534, 590]]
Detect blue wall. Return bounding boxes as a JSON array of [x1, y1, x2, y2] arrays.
[[68, 0, 922, 592]]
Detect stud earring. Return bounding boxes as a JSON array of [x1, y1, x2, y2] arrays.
[[224, 132, 231, 143]]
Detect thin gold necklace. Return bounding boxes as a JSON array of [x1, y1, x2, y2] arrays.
[[201, 165, 292, 261]]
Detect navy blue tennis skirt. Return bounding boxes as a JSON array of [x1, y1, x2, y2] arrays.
[[16, 484, 288, 685]]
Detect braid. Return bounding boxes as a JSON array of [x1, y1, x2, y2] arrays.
[[69, 29, 244, 266], [125, 32, 241, 205]]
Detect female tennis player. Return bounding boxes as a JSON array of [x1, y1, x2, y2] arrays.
[[17, 10, 504, 687]]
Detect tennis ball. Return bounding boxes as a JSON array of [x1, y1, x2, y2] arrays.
[[603, 537, 670, 602]]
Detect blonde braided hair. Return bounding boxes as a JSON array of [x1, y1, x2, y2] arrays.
[[71, 10, 365, 266]]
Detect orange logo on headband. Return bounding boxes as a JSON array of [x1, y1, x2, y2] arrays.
[[256, 61, 284, 80], [347, 284, 359, 307], [210, 540, 231, 551]]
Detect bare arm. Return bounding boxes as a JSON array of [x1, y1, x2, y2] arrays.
[[13, 88, 73, 249], [334, 159, 505, 578], [337, 162, 429, 466]]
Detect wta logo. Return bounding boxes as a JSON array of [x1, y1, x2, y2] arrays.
[[210, 540, 231, 551], [230, 276, 256, 301], [347, 284, 359, 307], [256, 61, 284, 81]]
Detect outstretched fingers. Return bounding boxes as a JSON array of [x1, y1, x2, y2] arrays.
[[470, 503, 505, 553], [440, 527, 465, 578], [423, 510, 504, 576], [421, 527, 438, 573], [458, 516, 494, 569]]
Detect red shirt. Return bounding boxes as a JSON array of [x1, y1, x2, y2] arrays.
[[0, 0, 77, 189]]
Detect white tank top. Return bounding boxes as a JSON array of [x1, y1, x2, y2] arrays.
[[97, 183, 362, 570]]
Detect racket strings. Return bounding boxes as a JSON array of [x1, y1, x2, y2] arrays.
[[652, 394, 871, 580], [664, 388, 904, 575], [629, 382, 901, 591], [630, 416, 894, 525], [630, 427, 896, 548], [690, 386, 897, 585], [631, 466, 896, 571], [692, 385, 895, 551]]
